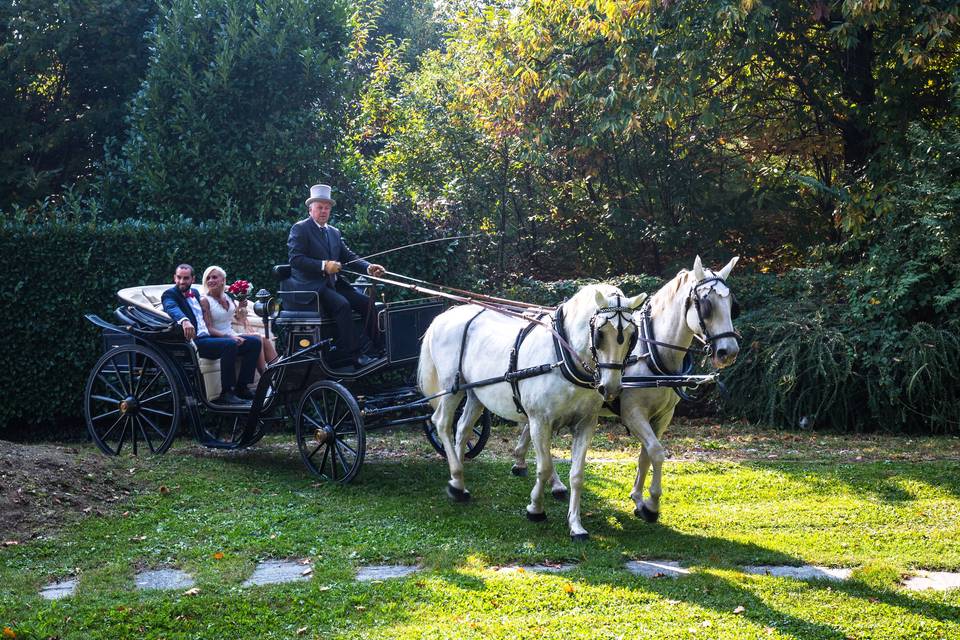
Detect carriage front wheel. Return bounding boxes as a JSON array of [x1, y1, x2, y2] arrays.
[[296, 381, 366, 483], [84, 344, 181, 456]]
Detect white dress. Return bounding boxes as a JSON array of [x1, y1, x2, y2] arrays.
[[204, 294, 238, 337]]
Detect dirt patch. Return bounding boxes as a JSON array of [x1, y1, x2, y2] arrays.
[[0, 440, 138, 544]]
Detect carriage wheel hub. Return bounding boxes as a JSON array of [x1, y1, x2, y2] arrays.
[[314, 425, 334, 445], [119, 396, 139, 415]]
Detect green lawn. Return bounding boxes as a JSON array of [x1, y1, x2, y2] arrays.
[[2, 424, 960, 639]]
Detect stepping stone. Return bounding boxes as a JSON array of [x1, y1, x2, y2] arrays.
[[625, 560, 690, 578], [356, 565, 420, 582], [243, 560, 312, 587], [903, 571, 960, 592], [496, 563, 577, 574], [742, 565, 851, 582], [135, 568, 195, 591], [40, 578, 78, 600]]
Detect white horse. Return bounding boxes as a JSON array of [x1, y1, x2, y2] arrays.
[[418, 284, 646, 540], [511, 256, 741, 523]]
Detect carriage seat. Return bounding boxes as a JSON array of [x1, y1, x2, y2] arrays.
[[117, 285, 269, 401], [272, 263, 379, 321]]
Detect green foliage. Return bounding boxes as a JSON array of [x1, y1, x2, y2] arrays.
[[0, 0, 156, 211], [99, 0, 348, 221], [0, 214, 466, 431]]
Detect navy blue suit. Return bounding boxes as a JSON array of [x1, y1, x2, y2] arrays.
[[287, 219, 378, 360], [161, 286, 260, 395]]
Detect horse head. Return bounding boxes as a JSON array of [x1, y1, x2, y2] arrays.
[[686, 256, 741, 368], [580, 285, 647, 401]]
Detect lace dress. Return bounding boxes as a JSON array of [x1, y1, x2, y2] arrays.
[[204, 294, 238, 337]]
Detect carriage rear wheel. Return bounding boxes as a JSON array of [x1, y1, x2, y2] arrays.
[[84, 344, 181, 456], [296, 381, 365, 483], [423, 397, 492, 460]]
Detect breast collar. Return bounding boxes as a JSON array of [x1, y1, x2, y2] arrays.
[[552, 305, 599, 389]]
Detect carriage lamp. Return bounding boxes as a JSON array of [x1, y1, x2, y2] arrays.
[[253, 288, 279, 340]]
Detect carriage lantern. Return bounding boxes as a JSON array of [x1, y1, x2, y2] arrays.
[[253, 288, 278, 339]]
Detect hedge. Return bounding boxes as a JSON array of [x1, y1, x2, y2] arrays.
[[1, 217, 468, 434]]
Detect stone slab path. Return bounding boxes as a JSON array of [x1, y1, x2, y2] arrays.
[[38, 561, 960, 599], [135, 569, 195, 591], [243, 560, 313, 587]]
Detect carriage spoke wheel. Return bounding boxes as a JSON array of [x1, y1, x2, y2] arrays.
[[296, 381, 365, 483], [84, 345, 180, 456], [200, 413, 250, 449], [423, 398, 491, 460]]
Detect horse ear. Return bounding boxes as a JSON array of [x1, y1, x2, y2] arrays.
[[719, 256, 739, 280], [594, 289, 609, 308], [626, 292, 648, 310], [693, 255, 706, 281]]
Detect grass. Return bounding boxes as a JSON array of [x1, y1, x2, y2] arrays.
[[2, 422, 960, 639]]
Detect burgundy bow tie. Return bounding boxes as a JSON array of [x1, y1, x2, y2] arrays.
[[184, 290, 195, 298]]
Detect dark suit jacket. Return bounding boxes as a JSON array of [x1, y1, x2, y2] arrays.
[[287, 219, 370, 293], [161, 286, 203, 329]]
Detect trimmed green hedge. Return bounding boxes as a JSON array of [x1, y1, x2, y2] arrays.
[[1, 218, 467, 433]]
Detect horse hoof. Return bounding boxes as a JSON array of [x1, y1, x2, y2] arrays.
[[635, 505, 660, 523], [511, 466, 528, 477], [570, 533, 590, 542], [551, 488, 569, 501], [446, 483, 471, 503], [526, 509, 547, 522]]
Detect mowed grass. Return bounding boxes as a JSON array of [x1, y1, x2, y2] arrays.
[[2, 427, 960, 639]]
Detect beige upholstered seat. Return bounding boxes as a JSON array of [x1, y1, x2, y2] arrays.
[[117, 285, 271, 400]]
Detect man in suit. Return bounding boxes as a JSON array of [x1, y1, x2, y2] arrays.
[[162, 263, 261, 405], [287, 184, 385, 370]]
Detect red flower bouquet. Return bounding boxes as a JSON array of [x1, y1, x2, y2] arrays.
[[227, 279, 253, 301]]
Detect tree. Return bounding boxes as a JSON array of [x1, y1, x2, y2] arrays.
[[106, 0, 347, 221], [0, 0, 156, 211]]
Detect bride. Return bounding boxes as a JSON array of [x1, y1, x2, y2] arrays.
[[200, 265, 278, 375]]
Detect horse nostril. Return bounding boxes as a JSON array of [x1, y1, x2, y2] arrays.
[[597, 385, 607, 398], [716, 348, 728, 359]]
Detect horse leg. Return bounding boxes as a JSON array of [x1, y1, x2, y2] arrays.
[[511, 424, 531, 477], [628, 417, 665, 523], [454, 392, 484, 462], [567, 417, 596, 541], [434, 393, 470, 502], [525, 418, 552, 522]]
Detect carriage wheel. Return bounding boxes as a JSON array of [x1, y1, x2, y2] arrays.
[[423, 397, 492, 460], [296, 381, 365, 483], [84, 344, 181, 456], [199, 413, 250, 449]]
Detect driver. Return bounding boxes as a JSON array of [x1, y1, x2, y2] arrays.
[[287, 184, 385, 371]]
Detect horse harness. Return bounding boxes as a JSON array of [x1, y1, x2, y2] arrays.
[[450, 298, 640, 416], [620, 274, 741, 403]]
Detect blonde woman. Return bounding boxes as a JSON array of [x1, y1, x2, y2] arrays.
[[201, 265, 278, 375]]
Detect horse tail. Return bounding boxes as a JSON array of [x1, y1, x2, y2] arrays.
[[418, 322, 441, 404]]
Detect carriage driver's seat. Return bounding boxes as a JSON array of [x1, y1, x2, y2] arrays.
[[272, 264, 380, 318]]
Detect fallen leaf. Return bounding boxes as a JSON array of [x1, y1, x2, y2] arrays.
[[2, 626, 16, 638], [183, 587, 201, 596], [354, 605, 366, 612], [129, 535, 147, 542], [563, 583, 575, 595], [318, 585, 331, 591], [299, 558, 312, 565], [213, 552, 224, 560], [301, 568, 313, 576], [296, 627, 308, 636], [158, 486, 170, 494], [82, 507, 92, 513], [2, 541, 19, 547], [701, 620, 712, 627], [733, 605, 746, 614], [121, 511, 130, 517]]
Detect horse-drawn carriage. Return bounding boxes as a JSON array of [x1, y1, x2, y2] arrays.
[[85, 255, 741, 539], [83, 266, 491, 483]]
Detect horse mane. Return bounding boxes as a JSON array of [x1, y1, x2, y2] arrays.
[[649, 270, 691, 317]]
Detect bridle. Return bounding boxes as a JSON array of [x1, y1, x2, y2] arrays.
[[685, 276, 741, 357], [588, 293, 641, 376]]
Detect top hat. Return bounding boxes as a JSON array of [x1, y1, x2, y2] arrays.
[[306, 184, 336, 206]]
